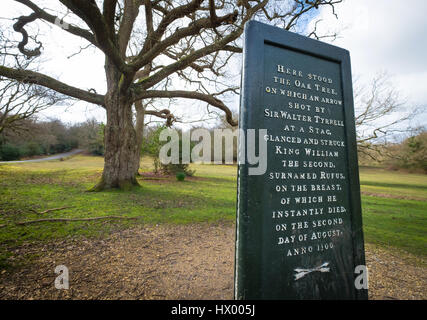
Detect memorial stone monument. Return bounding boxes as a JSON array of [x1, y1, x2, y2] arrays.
[[235, 21, 368, 300]]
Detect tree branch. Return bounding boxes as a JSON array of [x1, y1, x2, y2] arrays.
[[134, 90, 237, 126], [138, 0, 203, 56], [16, 216, 138, 225], [0, 66, 105, 106], [118, 0, 141, 57], [59, 0, 129, 73], [132, 0, 266, 89], [12, 11, 42, 57], [133, 27, 240, 90], [103, 0, 118, 37], [130, 1, 236, 72], [14, 0, 97, 46]]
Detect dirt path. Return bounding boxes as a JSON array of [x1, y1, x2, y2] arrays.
[[0, 149, 83, 164], [0, 223, 425, 300]]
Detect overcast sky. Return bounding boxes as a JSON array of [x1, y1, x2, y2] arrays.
[[2, 0, 426, 131], [315, 0, 427, 130]]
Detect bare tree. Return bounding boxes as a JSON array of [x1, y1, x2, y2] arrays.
[[0, 78, 67, 135], [0, 28, 66, 135], [353, 72, 423, 160], [0, 0, 342, 190]]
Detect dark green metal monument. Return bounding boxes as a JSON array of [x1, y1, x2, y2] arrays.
[[235, 21, 368, 300]]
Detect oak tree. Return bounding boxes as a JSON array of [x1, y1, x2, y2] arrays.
[[0, 0, 342, 190]]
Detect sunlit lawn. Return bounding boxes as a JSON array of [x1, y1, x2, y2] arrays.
[[0, 155, 425, 268], [359, 166, 427, 201]]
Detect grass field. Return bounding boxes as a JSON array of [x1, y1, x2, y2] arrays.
[[0, 155, 426, 268]]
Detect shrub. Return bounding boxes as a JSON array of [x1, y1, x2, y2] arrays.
[[142, 126, 196, 176], [161, 161, 195, 176], [0, 143, 22, 161], [25, 142, 43, 156], [176, 172, 186, 181], [141, 126, 165, 174], [88, 123, 105, 155], [385, 131, 427, 173], [159, 136, 195, 176]]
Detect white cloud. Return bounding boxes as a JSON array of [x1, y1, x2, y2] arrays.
[[314, 0, 427, 112], [2, 0, 107, 124], [2, 0, 426, 129]]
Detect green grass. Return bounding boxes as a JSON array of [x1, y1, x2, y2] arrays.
[[358, 167, 427, 257], [361, 196, 426, 257], [0, 156, 237, 267], [0, 155, 426, 269], [359, 166, 427, 201]]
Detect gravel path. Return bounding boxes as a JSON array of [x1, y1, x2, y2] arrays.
[[0, 149, 83, 164], [0, 223, 425, 300]]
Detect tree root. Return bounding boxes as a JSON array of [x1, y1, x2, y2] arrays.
[[87, 176, 106, 192], [16, 216, 138, 226], [30, 206, 73, 214], [87, 176, 141, 192]]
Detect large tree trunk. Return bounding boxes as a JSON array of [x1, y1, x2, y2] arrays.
[[90, 62, 140, 191], [134, 100, 146, 175]]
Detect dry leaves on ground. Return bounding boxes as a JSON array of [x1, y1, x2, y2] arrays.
[[0, 224, 425, 300]]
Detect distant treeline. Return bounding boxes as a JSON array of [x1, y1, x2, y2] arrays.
[[1, 116, 425, 174], [143, 125, 426, 174], [358, 131, 427, 173], [0, 118, 104, 161]]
